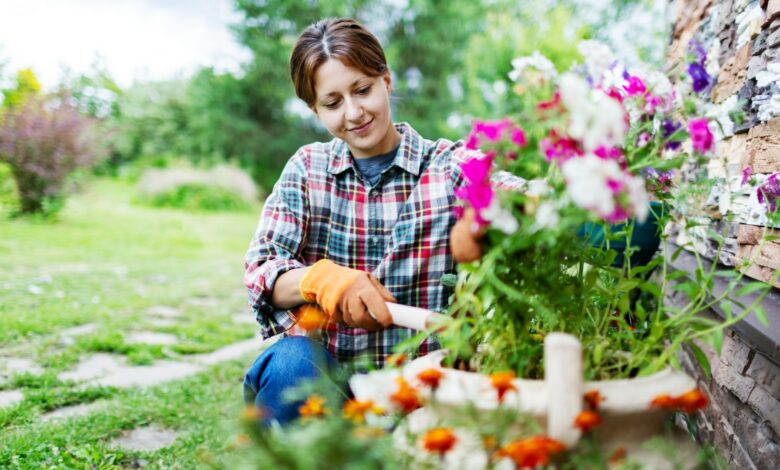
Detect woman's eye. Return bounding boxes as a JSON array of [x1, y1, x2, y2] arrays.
[[325, 101, 339, 109], [357, 86, 370, 95]]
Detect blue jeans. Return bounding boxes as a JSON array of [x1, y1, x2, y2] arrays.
[[243, 336, 338, 425]]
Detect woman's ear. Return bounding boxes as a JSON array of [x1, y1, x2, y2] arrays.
[[383, 72, 392, 94]]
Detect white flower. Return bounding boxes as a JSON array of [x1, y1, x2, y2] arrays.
[[559, 73, 627, 151], [562, 155, 621, 218], [482, 198, 519, 234], [577, 40, 615, 85], [534, 201, 560, 229], [508, 51, 557, 82], [562, 155, 649, 222]]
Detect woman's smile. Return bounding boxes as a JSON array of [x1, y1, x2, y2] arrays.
[[348, 119, 373, 135]]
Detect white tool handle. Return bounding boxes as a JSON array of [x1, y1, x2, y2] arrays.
[[368, 302, 448, 331]]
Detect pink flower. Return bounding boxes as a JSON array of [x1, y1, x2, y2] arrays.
[[636, 132, 651, 148], [465, 131, 481, 150], [688, 118, 714, 154], [623, 75, 646, 96], [510, 127, 527, 147], [537, 91, 562, 110], [474, 119, 512, 143], [593, 145, 626, 169], [454, 153, 496, 223], [644, 94, 662, 115], [540, 129, 584, 163]]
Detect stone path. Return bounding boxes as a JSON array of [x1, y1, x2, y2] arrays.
[[0, 304, 264, 454]]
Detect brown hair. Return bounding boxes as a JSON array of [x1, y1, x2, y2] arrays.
[[290, 18, 388, 108]]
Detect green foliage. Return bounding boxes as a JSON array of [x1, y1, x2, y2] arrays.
[[1, 68, 41, 109], [0, 161, 19, 216], [144, 183, 253, 212]]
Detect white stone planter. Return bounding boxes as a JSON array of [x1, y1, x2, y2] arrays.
[[350, 333, 701, 468]]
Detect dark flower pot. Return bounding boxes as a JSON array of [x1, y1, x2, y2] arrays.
[[578, 202, 666, 267]]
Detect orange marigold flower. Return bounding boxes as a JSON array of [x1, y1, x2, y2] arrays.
[[417, 368, 445, 390], [482, 434, 498, 451], [676, 389, 708, 413], [422, 427, 458, 456], [241, 405, 263, 421], [386, 353, 408, 367], [342, 399, 383, 423], [649, 394, 676, 409], [299, 395, 328, 419], [295, 304, 327, 331], [650, 389, 708, 413], [490, 371, 518, 403], [390, 377, 422, 413], [497, 436, 565, 468], [574, 410, 601, 433], [609, 447, 627, 464], [583, 390, 604, 410]]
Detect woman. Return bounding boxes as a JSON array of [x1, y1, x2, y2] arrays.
[[243, 17, 523, 424]]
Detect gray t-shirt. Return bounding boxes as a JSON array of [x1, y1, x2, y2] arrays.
[[353, 145, 400, 187]]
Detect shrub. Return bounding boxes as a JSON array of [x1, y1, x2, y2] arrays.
[[0, 95, 97, 215], [136, 164, 260, 212], [0, 162, 19, 215]]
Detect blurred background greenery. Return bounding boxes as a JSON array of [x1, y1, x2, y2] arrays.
[[0, 0, 669, 217]]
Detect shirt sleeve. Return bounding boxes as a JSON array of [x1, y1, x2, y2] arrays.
[[243, 150, 310, 338], [447, 141, 528, 192]]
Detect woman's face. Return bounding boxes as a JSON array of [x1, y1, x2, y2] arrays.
[[312, 58, 399, 158]]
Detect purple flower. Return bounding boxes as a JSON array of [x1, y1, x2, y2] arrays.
[[688, 118, 714, 154], [687, 62, 710, 93], [757, 173, 780, 212], [741, 167, 752, 186], [689, 39, 707, 65], [643, 168, 674, 197], [662, 120, 682, 150]]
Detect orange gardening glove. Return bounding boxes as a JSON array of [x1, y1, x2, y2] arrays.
[[300, 259, 397, 331], [450, 207, 486, 263]]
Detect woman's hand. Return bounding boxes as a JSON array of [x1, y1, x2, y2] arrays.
[[450, 207, 485, 263], [299, 259, 396, 331]]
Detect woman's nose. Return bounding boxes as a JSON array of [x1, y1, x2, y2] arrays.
[[345, 98, 363, 121]]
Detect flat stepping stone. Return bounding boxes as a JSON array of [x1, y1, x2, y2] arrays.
[[41, 400, 107, 422], [147, 318, 178, 328], [1, 357, 43, 380], [91, 361, 202, 388], [0, 390, 24, 408], [145, 306, 182, 318], [189, 338, 262, 365], [109, 424, 179, 452], [59, 323, 98, 346], [126, 332, 178, 345], [58, 353, 125, 382], [60, 323, 97, 337]]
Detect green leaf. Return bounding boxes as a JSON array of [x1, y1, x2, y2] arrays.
[[712, 329, 724, 355], [714, 270, 738, 278], [671, 245, 685, 261], [639, 281, 661, 298], [753, 306, 769, 327], [737, 281, 768, 297], [688, 342, 711, 380]]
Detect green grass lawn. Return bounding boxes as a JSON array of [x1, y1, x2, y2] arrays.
[[0, 178, 264, 468]]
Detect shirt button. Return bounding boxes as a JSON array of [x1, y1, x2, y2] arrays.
[[372, 236, 380, 244]]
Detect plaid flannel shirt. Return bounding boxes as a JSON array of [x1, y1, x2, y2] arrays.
[[244, 122, 525, 368]]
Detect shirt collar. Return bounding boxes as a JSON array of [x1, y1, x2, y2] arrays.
[[328, 122, 422, 176]]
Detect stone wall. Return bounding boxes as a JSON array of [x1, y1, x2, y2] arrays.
[[668, 0, 780, 287], [667, 1, 780, 466]]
